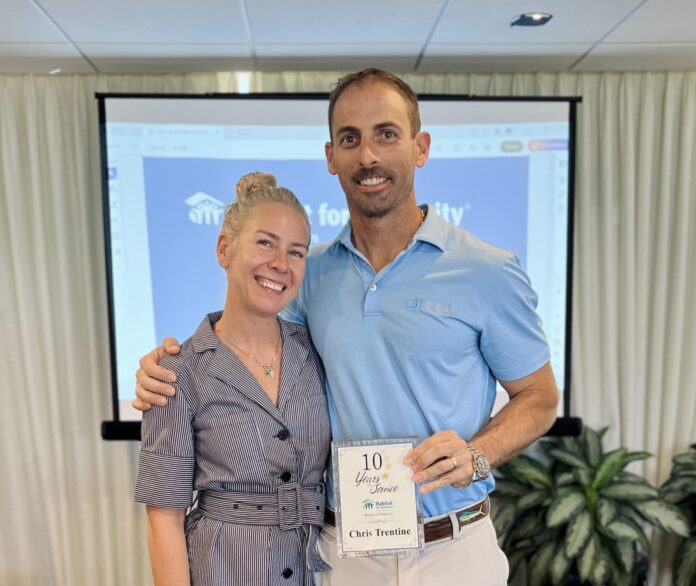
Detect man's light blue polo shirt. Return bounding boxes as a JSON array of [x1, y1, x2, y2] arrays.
[[282, 205, 550, 518]]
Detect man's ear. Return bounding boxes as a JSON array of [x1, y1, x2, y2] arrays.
[[325, 141, 337, 175], [415, 131, 431, 169]]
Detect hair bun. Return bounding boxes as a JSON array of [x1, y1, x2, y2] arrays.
[[236, 172, 278, 200]]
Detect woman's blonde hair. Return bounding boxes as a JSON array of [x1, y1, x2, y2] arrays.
[[221, 172, 310, 243]]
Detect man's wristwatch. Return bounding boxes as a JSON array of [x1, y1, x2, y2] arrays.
[[468, 446, 491, 482]]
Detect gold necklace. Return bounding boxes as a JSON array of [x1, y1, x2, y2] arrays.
[[216, 326, 281, 379], [350, 206, 426, 247]]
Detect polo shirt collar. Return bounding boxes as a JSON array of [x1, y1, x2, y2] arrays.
[[334, 203, 448, 254], [415, 204, 448, 251]]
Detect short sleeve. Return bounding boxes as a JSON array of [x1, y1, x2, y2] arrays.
[[479, 254, 551, 382], [134, 364, 195, 508]]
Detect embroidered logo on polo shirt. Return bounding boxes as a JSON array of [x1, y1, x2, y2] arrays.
[[405, 299, 451, 314], [423, 300, 451, 314]]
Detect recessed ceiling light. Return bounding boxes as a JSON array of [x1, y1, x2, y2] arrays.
[[49, 68, 62, 75], [511, 12, 553, 27]]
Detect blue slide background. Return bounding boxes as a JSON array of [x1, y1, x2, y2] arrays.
[[143, 156, 528, 343]]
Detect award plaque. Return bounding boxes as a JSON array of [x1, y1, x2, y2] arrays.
[[331, 438, 424, 558]]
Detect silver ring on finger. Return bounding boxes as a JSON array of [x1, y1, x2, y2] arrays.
[[449, 456, 458, 470]]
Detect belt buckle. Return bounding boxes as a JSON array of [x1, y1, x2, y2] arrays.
[[456, 498, 489, 529], [277, 482, 302, 530]]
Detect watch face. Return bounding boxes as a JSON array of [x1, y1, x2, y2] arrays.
[[474, 453, 490, 479]]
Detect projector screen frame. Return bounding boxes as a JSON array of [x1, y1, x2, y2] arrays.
[[96, 91, 581, 440]]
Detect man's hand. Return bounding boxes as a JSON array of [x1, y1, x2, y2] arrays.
[[404, 430, 474, 495], [133, 338, 181, 412], [403, 362, 558, 495]]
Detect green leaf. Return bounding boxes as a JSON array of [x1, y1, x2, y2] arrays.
[[493, 478, 530, 497], [574, 467, 592, 487], [517, 489, 550, 513], [661, 476, 696, 496], [555, 471, 576, 487], [674, 451, 696, 467], [528, 541, 555, 586], [591, 548, 609, 585], [549, 544, 571, 586], [547, 490, 586, 527], [538, 439, 559, 456], [600, 481, 659, 501], [608, 554, 634, 586], [560, 435, 583, 457], [617, 470, 648, 483], [492, 503, 516, 537], [508, 510, 546, 542], [592, 448, 629, 489], [565, 509, 593, 558], [504, 455, 552, 489], [604, 515, 650, 552], [624, 450, 652, 464], [577, 532, 598, 582], [596, 497, 618, 527], [673, 537, 696, 586], [610, 539, 636, 574], [547, 446, 590, 470], [631, 499, 690, 537], [582, 426, 604, 467]]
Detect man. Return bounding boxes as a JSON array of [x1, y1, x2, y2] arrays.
[[135, 69, 558, 585]]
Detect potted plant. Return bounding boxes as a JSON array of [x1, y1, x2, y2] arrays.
[[660, 443, 696, 586], [493, 426, 689, 586]]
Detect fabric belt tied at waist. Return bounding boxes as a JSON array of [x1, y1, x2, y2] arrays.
[[325, 496, 490, 543], [197, 483, 331, 573]]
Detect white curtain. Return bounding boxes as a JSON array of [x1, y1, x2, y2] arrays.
[[1, 70, 694, 585], [0, 73, 222, 586]]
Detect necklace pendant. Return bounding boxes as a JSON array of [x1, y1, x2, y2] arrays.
[[262, 364, 274, 379]]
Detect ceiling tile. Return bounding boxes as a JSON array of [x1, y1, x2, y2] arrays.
[[431, 0, 644, 44], [0, 0, 66, 42], [574, 43, 696, 71], [603, 0, 696, 43], [37, 0, 249, 43], [247, 0, 442, 44]]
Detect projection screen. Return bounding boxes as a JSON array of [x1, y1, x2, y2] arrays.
[[97, 93, 579, 439]]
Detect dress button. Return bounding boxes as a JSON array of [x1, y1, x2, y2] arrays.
[[282, 568, 293, 579], [277, 428, 290, 440], [280, 471, 292, 482], [369, 284, 377, 291]]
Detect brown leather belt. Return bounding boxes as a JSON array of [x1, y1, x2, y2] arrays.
[[324, 497, 489, 543]]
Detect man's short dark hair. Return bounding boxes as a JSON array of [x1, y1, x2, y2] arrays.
[[328, 69, 421, 140]]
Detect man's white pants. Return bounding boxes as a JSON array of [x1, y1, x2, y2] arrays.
[[315, 515, 509, 585]]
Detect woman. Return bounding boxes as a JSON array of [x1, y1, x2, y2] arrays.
[[135, 172, 331, 585]]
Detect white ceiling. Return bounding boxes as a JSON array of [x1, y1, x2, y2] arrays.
[[1, 0, 695, 75]]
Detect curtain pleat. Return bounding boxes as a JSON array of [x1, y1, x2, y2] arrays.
[[1, 70, 694, 585]]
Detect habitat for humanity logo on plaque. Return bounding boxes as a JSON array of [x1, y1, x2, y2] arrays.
[[362, 499, 394, 511], [185, 192, 225, 226]]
